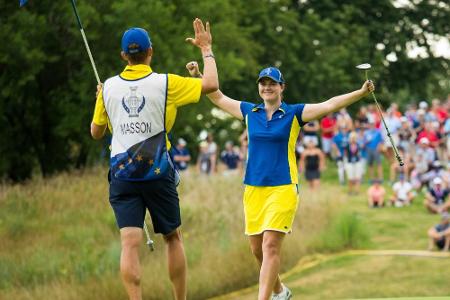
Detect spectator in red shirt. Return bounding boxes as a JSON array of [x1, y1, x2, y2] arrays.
[[367, 104, 382, 129], [431, 99, 448, 125], [320, 113, 336, 158], [417, 122, 440, 148]]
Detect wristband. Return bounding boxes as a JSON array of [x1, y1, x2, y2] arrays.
[[203, 54, 215, 59]]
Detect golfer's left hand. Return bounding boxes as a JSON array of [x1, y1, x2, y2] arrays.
[[186, 61, 202, 78], [361, 80, 375, 96], [96, 83, 103, 98]]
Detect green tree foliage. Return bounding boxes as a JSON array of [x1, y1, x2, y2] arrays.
[[0, 0, 448, 181]]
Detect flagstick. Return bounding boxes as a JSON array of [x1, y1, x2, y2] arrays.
[[69, 0, 101, 84]]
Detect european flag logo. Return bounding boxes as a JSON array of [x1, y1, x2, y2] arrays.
[[20, 0, 28, 6]]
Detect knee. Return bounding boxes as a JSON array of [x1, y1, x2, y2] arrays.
[[121, 228, 143, 250], [163, 229, 182, 244], [262, 240, 281, 258], [250, 244, 263, 261]]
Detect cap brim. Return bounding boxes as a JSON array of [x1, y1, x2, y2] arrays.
[[256, 76, 283, 84]]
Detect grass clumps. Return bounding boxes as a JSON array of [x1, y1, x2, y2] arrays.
[[311, 210, 371, 252]]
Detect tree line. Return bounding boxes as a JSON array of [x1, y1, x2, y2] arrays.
[[1, 0, 448, 181]]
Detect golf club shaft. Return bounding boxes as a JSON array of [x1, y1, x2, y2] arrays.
[[365, 71, 404, 166], [70, 0, 101, 84], [143, 220, 154, 251]]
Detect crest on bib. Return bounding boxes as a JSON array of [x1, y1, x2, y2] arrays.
[[122, 86, 146, 117]]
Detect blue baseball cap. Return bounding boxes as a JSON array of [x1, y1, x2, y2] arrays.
[[121, 28, 152, 54], [257, 67, 285, 84]]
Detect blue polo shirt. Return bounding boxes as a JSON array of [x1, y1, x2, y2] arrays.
[[364, 128, 383, 150], [332, 131, 350, 157], [241, 101, 306, 186]]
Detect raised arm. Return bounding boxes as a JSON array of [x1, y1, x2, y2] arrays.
[[302, 81, 374, 122], [91, 83, 107, 139], [185, 18, 218, 94], [186, 61, 243, 120]]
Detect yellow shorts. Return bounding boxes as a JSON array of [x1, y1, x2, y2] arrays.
[[243, 184, 299, 235]]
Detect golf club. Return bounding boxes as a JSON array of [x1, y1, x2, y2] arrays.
[[356, 63, 404, 167], [70, 0, 101, 84], [143, 219, 155, 251]]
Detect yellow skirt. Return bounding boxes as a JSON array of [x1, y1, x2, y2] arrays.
[[243, 184, 299, 235]]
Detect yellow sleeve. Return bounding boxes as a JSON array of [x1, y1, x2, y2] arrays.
[[91, 90, 112, 132], [167, 74, 202, 107]]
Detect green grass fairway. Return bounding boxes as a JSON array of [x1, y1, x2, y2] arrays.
[[1, 165, 449, 299], [210, 169, 450, 300]]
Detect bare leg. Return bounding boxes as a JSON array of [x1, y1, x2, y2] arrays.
[[424, 200, 440, 214], [249, 234, 282, 295], [442, 229, 450, 251], [389, 164, 396, 182], [313, 179, 320, 189], [164, 229, 187, 300], [428, 237, 435, 251], [354, 180, 360, 194], [443, 237, 450, 251], [377, 163, 383, 181], [258, 231, 285, 300], [120, 227, 143, 300], [368, 165, 373, 182]]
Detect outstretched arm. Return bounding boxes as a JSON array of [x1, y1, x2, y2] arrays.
[[302, 81, 375, 122], [185, 18, 219, 94], [186, 61, 243, 120]]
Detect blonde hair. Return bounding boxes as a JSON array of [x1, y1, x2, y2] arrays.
[[349, 131, 358, 142]]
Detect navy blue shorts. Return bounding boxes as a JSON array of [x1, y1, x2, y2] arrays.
[[109, 169, 180, 235]]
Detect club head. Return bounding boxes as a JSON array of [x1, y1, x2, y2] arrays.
[[356, 63, 372, 70], [147, 239, 155, 251]]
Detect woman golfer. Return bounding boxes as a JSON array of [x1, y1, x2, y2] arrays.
[[187, 63, 374, 300]]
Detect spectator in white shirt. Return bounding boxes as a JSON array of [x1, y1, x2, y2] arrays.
[[390, 173, 414, 207]]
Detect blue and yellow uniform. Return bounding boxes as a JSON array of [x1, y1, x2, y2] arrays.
[[240, 101, 306, 235]]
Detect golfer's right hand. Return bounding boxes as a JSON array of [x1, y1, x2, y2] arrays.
[[96, 83, 103, 98], [361, 80, 375, 96], [185, 18, 212, 51], [186, 61, 202, 78]]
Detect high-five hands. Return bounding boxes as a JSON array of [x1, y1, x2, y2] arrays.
[[185, 18, 212, 51], [186, 61, 202, 78]]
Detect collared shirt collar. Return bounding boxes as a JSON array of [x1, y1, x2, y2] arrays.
[[252, 101, 288, 114], [120, 64, 153, 80]]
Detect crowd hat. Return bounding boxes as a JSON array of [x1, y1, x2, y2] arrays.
[[257, 67, 285, 84], [433, 177, 443, 185], [121, 28, 152, 54], [419, 101, 428, 109], [419, 137, 430, 145]]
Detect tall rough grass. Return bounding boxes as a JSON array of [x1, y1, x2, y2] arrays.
[[0, 167, 366, 299], [310, 211, 371, 252]]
